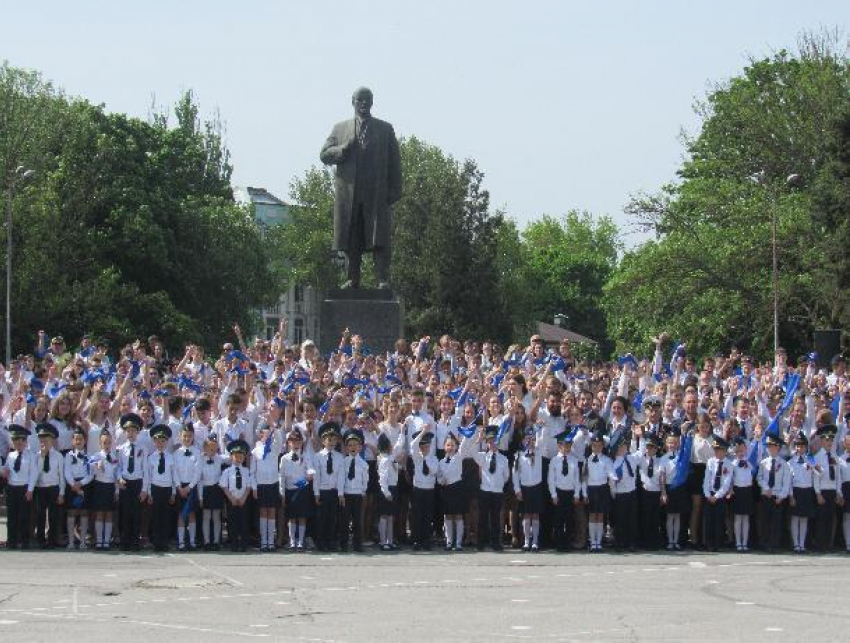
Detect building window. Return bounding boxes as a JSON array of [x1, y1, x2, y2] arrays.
[[265, 317, 279, 341], [294, 318, 304, 345], [293, 285, 303, 303]]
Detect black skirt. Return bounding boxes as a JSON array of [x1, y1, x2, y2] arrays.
[[687, 463, 706, 496], [519, 483, 545, 515], [665, 484, 690, 514], [367, 461, 380, 494], [91, 480, 116, 512], [440, 480, 468, 515], [256, 482, 281, 509], [284, 486, 315, 519], [201, 484, 224, 510], [177, 486, 197, 515], [377, 485, 399, 516], [586, 484, 611, 514], [66, 481, 88, 511], [731, 484, 754, 515], [791, 487, 816, 518]]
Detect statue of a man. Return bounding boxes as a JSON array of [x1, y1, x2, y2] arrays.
[[320, 87, 402, 289]]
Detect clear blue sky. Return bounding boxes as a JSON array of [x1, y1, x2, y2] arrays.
[[1, 1, 846, 245]]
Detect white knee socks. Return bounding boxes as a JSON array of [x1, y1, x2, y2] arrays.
[[522, 517, 532, 546], [531, 518, 540, 547], [445, 518, 455, 546], [666, 514, 680, 545], [455, 518, 464, 547]]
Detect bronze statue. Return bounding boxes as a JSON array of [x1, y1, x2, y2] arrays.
[[320, 87, 402, 289]]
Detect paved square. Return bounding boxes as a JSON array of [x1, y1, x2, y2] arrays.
[[1, 547, 849, 642]]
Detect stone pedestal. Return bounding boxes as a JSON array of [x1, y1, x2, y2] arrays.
[[320, 289, 403, 355]]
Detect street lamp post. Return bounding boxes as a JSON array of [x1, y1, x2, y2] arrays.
[[5, 166, 35, 364], [769, 172, 801, 355]]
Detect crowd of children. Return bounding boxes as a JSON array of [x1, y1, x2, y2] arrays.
[[0, 327, 848, 555]]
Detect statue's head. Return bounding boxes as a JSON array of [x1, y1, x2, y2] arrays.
[[351, 87, 373, 118]]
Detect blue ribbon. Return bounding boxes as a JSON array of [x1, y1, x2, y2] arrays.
[[458, 407, 484, 438], [262, 429, 274, 460], [180, 489, 195, 521], [632, 389, 645, 414], [226, 350, 249, 363], [46, 382, 67, 399], [617, 354, 638, 370], [495, 414, 513, 444], [666, 432, 694, 489]]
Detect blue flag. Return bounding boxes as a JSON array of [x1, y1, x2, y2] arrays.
[[667, 432, 693, 490]]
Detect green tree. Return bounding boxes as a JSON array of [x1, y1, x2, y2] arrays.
[[520, 212, 620, 352], [275, 136, 515, 342], [1, 64, 275, 354], [605, 32, 849, 358]]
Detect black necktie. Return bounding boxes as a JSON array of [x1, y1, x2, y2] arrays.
[[348, 458, 356, 480], [647, 457, 654, 478], [625, 458, 633, 478], [828, 455, 835, 481], [768, 459, 776, 488], [158, 452, 165, 475], [422, 459, 430, 476], [562, 457, 569, 477], [235, 467, 242, 490], [292, 453, 299, 462], [13, 454, 21, 473], [128, 446, 135, 474], [43, 453, 50, 473], [592, 455, 599, 463], [713, 460, 722, 491], [738, 459, 746, 468], [445, 456, 452, 465], [798, 456, 804, 465], [327, 453, 333, 474], [206, 459, 213, 465], [489, 454, 496, 474], [184, 449, 192, 457]]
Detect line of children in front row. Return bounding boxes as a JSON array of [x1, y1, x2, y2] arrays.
[[5, 414, 850, 555]]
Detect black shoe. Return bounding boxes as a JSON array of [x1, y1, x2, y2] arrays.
[[492, 545, 504, 552], [412, 543, 422, 551], [353, 546, 364, 553]]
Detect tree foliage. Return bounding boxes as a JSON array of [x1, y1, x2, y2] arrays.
[[0, 63, 274, 354], [605, 32, 850, 358]]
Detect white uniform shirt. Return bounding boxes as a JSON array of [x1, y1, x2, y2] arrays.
[[702, 456, 732, 499], [474, 450, 509, 493], [342, 454, 369, 495], [313, 448, 345, 497], [36, 449, 65, 492], [547, 452, 581, 497], [144, 449, 176, 494], [4, 449, 39, 490], [219, 464, 254, 500], [512, 449, 544, 492], [757, 456, 791, 499]]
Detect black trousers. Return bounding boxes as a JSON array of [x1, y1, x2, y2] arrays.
[[613, 490, 638, 549], [228, 500, 248, 548], [814, 489, 837, 551], [317, 489, 340, 549], [762, 496, 784, 551], [346, 203, 391, 286], [703, 498, 726, 550], [6, 485, 31, 547], [120, 479, 144, 548], [341, 493, 364, 548], [150, 485, 173, 550], [553, 489, 576, 551], [640, 490, 662, 549], [35, 485, 61, 546], [478, 490, 503, 549], [411, 487, 435, 546]]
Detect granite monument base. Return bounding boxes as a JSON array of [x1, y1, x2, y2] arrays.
[[320, 289, 403, 355]]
